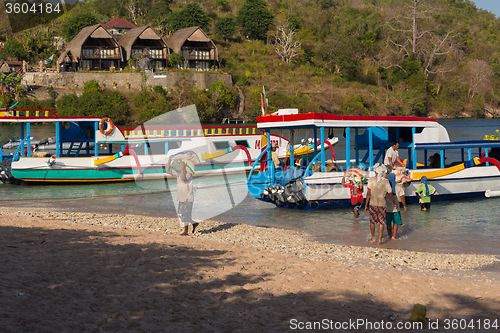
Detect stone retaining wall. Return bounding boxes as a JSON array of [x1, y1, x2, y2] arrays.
[[22, 71, 232, 91]]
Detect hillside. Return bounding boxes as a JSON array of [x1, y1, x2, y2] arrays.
[[2, 0, 500, 122]]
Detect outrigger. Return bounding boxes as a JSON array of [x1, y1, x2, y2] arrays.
[[246, 111, 500, 209]]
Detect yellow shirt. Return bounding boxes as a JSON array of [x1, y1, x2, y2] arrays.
[[271, 151, 280, 168]]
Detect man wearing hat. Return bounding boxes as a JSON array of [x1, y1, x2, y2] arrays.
[[167, 157, 198, 235], [271, 142, 280, 169]]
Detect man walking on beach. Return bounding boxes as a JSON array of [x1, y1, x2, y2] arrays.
[[364, 164, 397, 245], [167, 157, 199, 235]]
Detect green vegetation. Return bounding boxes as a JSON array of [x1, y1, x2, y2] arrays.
[[2, 0, 500, 122]]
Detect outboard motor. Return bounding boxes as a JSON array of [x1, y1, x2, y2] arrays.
[[0, 159, 16, 184]]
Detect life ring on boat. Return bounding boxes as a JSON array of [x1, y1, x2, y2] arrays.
[[99, 117, 114, 135]]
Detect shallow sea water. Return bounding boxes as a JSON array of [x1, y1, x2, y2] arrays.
[[1, 119, 500, 255]]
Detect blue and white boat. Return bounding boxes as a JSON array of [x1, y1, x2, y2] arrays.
[[246, 111, 500, 208]]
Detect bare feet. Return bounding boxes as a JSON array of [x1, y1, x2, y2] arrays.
[[368, 238, 376, 243], [392, 237, 396, 240], [192, 223, 199, 233], [179, 232, 188, 236], [378, 241, 382, 245]]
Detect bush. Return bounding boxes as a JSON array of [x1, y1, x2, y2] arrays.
[[341, 94, 369, 115], [56, 81, 130, 124]]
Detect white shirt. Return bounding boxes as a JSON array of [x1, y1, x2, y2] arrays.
[[384, 146, 399, 165]]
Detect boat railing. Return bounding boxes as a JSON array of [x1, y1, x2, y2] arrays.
[[12, 136, 29, 161], [0, 108, 58, 117], [122, 126, 260, 139], [247, 146, 271, 184], [303, 151, 323, 179]]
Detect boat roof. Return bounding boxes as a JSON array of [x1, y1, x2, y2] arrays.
[[0, 116, 103, 123], [257, 113, 439, 129], [415, 140, 500, 150]]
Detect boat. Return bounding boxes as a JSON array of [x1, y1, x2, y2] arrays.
[[0, 102, 340, 183], [246, 111, 500, 209]]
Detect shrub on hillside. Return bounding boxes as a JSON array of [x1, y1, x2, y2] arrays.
[[57, 81, 130, 124]]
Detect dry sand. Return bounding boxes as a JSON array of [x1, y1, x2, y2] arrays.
[[1, 208, 500, 332]]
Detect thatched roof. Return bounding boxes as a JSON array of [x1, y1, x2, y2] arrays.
[[167, 26, 213, 53], [57, 24, 122, 65], [102, 17, 137, 29], [118, 26, 169, 60], [57, 50, 78, 65]]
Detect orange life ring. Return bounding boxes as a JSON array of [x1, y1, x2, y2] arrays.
[[99, 117, 114, 135]]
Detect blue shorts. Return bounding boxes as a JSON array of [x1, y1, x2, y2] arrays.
[[386, 212, 402, 226]]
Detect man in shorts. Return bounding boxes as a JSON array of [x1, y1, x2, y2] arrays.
[[364, 164, 397, 245], [386, 173, 407, 240]]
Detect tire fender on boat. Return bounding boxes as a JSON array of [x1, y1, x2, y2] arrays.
[[99, 117, 114, 135]]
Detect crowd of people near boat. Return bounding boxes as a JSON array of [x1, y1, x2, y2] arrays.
[[342, 141, 435, 245]]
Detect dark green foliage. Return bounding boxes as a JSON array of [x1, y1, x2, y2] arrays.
[[57, 81, 130, 124], [215, 16, 237, 40], [168, 3, 210, 31], [237, 0, 273, 40], [61, 13, 98, 42], [16, 98, 56, 110], [215, 0, 231, 12], [132, 89, 174, 123], [146, 0, 173, 25], [48, 86, 58, 100], [341, 94, 369, 115], [0, 38, 29, 61], [167, 53, 183, 67], [153, 85, 167, 95]]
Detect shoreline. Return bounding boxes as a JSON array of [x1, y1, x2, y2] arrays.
[[3, 206, 498, 275], [3, 206, 500, 331]]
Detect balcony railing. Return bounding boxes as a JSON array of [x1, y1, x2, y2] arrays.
[[81, 48, 120, 59], [131, 49, 165, 59]]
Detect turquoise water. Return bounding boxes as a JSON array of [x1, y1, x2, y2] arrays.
[[1, 119, 500, 255]]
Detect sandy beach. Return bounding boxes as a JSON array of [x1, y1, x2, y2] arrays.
[[1, 207, 500, 332]]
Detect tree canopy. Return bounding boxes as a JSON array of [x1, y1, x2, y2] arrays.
[[237, 0, 273, 40], [61, 13, 98, 42], [168, 3, 211, 32]]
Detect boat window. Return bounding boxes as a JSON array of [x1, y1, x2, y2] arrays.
[[234, 140, 250, 148], [168, 141, 182, 150], [213, 141, 230, 150]]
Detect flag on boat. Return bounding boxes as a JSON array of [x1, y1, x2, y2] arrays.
[[261, 94, 265, 116]]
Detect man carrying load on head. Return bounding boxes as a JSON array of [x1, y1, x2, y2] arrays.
[[365, 164, 397, 245], [167, 157, 198, 235]]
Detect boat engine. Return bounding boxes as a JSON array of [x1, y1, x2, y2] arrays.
[[0, 159, 16, 184], [261, 178, 306, 207]]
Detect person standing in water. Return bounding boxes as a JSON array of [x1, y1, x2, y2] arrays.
[[386, 173, 407, 239], [341, 172, 364, 218], [365, 164, 397, 245], [416, 176, 435, 211]]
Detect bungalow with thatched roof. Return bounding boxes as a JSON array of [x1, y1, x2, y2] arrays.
[[0, 61, 22, 74], [118, 25, 169, 70], [57, 24, 123, 72], [167, 26, 218, 71]]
